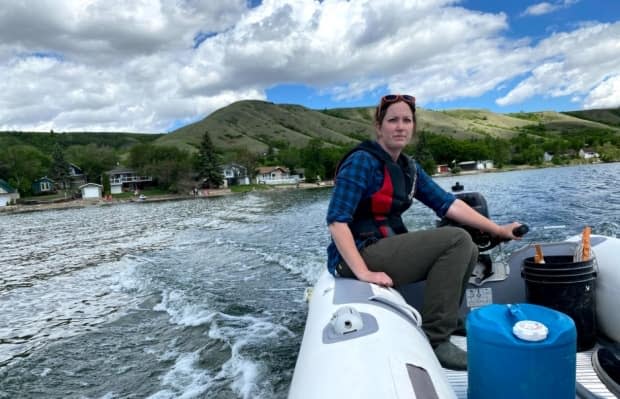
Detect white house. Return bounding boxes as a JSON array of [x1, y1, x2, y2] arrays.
[[0, 179, 20, 207], [106, 167, 152, 194], [457, 160, 494, 172], [579, 148, 599, 160], [221, 163, 250, 187], [67, 163, 87, 188], [80, 183, 103, 199], [255, 166, 300, 185]]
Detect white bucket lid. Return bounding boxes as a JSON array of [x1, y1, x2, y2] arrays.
[[513, 320, 549, 342]]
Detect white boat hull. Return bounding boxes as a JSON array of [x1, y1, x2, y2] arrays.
[[288, 271, 456, 399], [290, 235, 620, 398]]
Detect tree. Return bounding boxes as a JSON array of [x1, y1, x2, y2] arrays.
[[0, 145, 50, 195], [300, 139, 326, 182], [128, 143, 193, 192], [412, 130, 437, 175], [195, 131, 223, 188], [102, 173, 111, 196], [65, 144, 119, 183], [278, 147, 302, 173], [598, 142, 620, 162], [49, 143, 70, 194]]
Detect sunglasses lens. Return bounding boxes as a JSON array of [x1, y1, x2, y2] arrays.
[[382, 94, 415, 105]]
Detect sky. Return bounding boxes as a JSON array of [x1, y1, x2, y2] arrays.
[[1, 0, 619, 133]]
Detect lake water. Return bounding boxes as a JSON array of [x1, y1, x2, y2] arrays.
[[1, 163, 619, 399]]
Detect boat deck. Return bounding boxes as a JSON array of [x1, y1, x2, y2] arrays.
[[446, 336, 615, 398]]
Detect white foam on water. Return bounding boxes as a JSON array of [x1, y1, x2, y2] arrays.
[[221, 352, 260, 399], [262, 251, 324, 284], [206, 313, 295, 398], [0, 258, 143, 367], [153, 289, 217, 327], [97, 392, 118, 399], [148, 351, 212, 399]]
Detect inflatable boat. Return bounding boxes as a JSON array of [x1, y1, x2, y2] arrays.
[[289, 191, 620, 399]]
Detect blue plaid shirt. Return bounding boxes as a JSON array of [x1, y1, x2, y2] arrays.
[[326, 142, 456, 275]]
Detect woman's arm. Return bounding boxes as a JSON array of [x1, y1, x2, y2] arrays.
[[444, 199, 521, 240], [328, 222, 394, 287]]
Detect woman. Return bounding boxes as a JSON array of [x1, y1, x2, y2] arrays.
[[325, 94, 522, 370]]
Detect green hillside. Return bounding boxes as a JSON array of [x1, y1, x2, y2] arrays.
[[0, 131, 162, 153], [3, 103, 619, 197], [158, 101, 620, 153], [3, 103, 619, 156], [156, 100, 371, 153], [563, 108, 620, 127]]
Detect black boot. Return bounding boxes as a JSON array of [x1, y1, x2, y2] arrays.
[[592, 346, 620, 397], [433, 341, 467, 371]]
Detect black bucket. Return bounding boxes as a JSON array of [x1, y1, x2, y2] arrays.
[[522, 255, 597, 351]]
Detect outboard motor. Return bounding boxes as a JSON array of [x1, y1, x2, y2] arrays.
[[402, 182, 529, 318], [438, 186, 501, 252], [437, 184, 502, 284]]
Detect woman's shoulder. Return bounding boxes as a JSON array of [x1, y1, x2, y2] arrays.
[[340, 148, 381, 171]]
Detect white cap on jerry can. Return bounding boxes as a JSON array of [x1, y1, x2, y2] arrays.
[[512, 320, 549, 342]]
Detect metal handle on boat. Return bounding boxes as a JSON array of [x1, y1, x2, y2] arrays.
[[368, 291, 423, 327]]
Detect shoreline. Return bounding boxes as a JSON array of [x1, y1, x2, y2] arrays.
[[1, 161, 609, 215], [0, 183, 333, 215]]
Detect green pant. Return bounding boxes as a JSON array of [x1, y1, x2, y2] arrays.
[[336, 226, 478, 345]]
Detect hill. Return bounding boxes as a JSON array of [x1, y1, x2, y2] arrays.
[[155, 100, 370, 154], [563, 108, 620, 128], [157, 101, 620, 153], [0, 131, 162, 152], [3, 104, 618, 155]]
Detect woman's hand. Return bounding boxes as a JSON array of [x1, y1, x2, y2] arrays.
[[495, 222, 524, 240], [357, 270, 394, 287]]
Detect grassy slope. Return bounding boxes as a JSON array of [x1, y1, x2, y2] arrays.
[[157, 101, 620, 153], [0, 131, 162, 151], [563, 108, 620, 127], [4, 104, 619, 155], [156, 100, 371, 153]]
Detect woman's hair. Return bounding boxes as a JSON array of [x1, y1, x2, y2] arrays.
[[374, 97, 416, 127]]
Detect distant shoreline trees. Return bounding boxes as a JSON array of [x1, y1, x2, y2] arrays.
[[1, 126, 619, 197]]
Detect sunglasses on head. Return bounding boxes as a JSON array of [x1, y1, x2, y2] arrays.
[[381, 94, 415, 106]]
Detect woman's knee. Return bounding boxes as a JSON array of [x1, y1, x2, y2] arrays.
[[444, 226, 474, 246], [446, 227, 478, 260]]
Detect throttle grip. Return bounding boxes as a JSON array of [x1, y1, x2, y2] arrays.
[[513, 224, 529, 237]]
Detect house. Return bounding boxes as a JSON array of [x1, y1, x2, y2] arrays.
[[579, 148, 599, 160], [543, 152, 554, 162], [79, 183, 103, 199], [220, 163, 250, 187], [0, 179, 20, 206], [255, 166, 300, 185], [68, 163, 87, 188], [436, 164, 450, 174], [31, 177, 56, 195], [292, 168, 306, 182], [457, 160, 494, 172], [55, 163, 87, 190], [106, 167, 153, 194]]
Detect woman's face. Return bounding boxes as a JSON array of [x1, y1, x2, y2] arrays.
[[375, 101, 415, 159]]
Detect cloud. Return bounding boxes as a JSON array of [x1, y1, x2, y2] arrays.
[[521, 0, 578, 17], [0, 0, 617, 132], [496, 22, 620, 107], [583, 75, 620, 109]]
